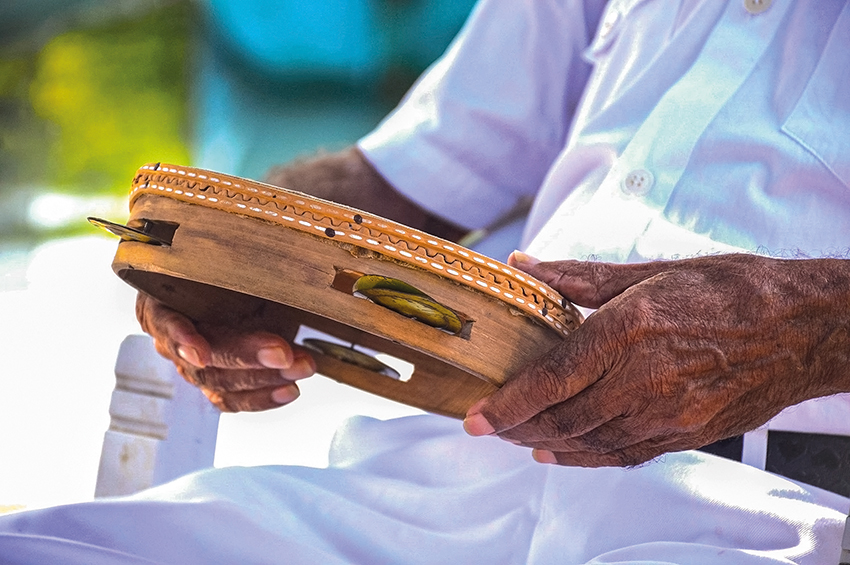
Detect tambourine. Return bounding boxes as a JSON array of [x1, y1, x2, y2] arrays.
[[92, 163, 583, 418]]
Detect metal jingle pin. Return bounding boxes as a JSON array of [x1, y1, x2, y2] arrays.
[[88, 217, 172, 246]]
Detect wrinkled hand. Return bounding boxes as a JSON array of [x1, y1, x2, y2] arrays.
[[464, 253, 850, 467], [136, 292, 316, 412], [131, 148, 460, 413]]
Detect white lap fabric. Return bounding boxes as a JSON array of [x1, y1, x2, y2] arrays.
[[1, 415, 847, 564]]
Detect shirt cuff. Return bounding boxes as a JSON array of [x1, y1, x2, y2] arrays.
[[358, 129, 522, 232]]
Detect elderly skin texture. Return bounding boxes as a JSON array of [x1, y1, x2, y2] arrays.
[[468, 254, 850, 467], [135, 148, 850, 466]]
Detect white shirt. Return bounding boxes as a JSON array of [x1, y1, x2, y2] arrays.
[[361, 0, 850, 263], [360, 0, 850, 437]]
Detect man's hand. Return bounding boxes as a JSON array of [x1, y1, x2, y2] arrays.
[[464, 253, 850, 467], [136, 292, 316, 412], [135, 147, 465, 412]]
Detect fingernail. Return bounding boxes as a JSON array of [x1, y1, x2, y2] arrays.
[[178, 345, 203, 367], [282, 357, 315, 381], [463, 412, 495, 436], [508, 250, 540, 267], [271, 384, 300, 405], [532, 449, 558, 465], [258, 346, 292, 369]]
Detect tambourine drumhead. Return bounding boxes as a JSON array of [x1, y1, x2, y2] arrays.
[[107, 163, 582, 418]]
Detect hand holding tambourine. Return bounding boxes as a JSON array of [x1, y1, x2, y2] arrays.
[[92, 163, 582, 418]]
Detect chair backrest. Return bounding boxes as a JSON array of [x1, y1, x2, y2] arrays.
[[95, 334, 220, 498]]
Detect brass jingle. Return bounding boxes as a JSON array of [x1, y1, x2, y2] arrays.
[[302, 338, 401, 379], [352, 274, 427, 297], [88, 217, 169, 246], [352, 274, 464, 334], [355, 288, 464, 335]]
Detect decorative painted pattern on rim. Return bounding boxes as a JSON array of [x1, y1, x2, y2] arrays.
[[129, 163, 582, 336]]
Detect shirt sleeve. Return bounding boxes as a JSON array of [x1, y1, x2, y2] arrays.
[[358, 0, 604, 230]]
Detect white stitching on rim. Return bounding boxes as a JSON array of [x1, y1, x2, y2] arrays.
[[130, 164, 579, 334]]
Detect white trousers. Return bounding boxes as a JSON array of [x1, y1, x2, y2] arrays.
[[1, 415, 847, 564]]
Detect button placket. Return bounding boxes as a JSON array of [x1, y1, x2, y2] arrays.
[[602, 0, 789, 212], [527, 0, 791, 264]]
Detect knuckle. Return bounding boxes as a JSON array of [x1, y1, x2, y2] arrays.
[[531, 398, 600, 442], [490, 353, 572, 429], [196, 366, 284, 393], [213, 348, 253, 370], [549, 260, 610, 306], [587, 262, 613, 304]]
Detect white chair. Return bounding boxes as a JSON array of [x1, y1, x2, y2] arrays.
[[94, 335, 220, 498]]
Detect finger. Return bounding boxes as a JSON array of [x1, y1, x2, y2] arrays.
[[518, 383, 772, 456], [508, 416, 652, 453], [194, 326, 298, 370], [530, 407, 764, 467], [288, 348, 318, 379], [137, 292, 211, 367], [496, 376, 631, 445], [508, 252, 675, 309], [532, 447, 656, 468], [177, 345, 316, 392], [533, 434, 685, 468], [138, 293, 316, 376], [181, 358, 312, 392], [202, 383, 301, 413], [465, 317, 611, 435]]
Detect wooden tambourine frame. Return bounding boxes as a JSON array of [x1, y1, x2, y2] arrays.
[[104, 163, 582, 419]]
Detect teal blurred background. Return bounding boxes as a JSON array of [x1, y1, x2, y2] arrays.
[[0, 0, 476, 512], [0, 0, 476, 243]]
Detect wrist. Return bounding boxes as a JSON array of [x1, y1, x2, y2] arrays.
[[781, 258, 850, 397], [264, 147, 466, 241]]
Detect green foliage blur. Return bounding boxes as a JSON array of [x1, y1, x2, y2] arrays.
[[0, 1, 192, 239]]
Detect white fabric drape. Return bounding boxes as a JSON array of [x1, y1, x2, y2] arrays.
[[2, 415, 847, 564]]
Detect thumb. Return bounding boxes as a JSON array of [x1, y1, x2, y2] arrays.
[[508, 251, 673, 309]]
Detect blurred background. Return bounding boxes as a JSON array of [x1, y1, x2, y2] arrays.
[[0, 0, 476, 512]]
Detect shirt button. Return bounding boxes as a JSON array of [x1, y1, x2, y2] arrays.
[[744, 0, 772, 15], [621, 169, 654, 196]]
